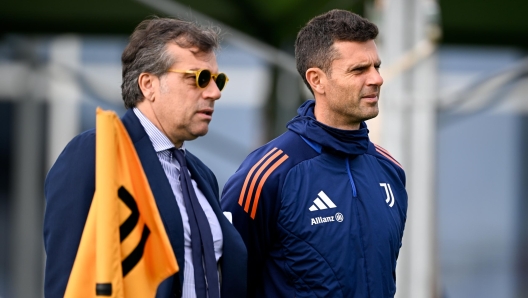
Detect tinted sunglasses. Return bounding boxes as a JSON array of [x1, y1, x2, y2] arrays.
[[167, 69, 229, 91]]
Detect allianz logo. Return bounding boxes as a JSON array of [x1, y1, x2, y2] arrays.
[[311, 212, 344, 225]]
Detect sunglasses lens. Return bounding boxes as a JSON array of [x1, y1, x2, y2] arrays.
[[197, 70, 211, 88], [215, 73, 227, 91]]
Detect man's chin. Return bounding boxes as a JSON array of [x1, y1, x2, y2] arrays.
[[190, 127, 209, 139], [360, 108, 379, 122]]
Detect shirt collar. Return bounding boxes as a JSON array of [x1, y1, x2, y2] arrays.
[[133, 107, 185, 153]]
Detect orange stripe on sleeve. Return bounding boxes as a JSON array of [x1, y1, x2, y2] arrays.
[[374, 144, 403, 167], [250, 154, 289, 219], [238, 148, 278, 206], [374, 144, 391, 156], [375, 147, 403, 169], [244, 149, 284, 213], [374, 144, 399, 162]]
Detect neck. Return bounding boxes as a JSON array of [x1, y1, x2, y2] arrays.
[[313, 103, 361, 131], [136, 101, 184, 148]]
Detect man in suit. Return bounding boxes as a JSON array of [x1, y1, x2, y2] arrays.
[[43, 17, 247, 298]]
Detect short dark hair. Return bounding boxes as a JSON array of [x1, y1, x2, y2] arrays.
[[121, 17, 220, 108], [295, 9, 379, 94]]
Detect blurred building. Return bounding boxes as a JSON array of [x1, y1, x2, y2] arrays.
[[1, 0, 528, 298], [437, 46, 528, 297]]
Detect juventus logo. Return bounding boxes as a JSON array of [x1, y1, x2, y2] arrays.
[[96, 187, 151, 296], [379, 183, 395, 207], [118, 186, 151, 277]]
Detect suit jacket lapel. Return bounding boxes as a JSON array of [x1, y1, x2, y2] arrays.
[[121, 109, 185, 286], [121, 109, 246, 296], [186, 154, 248, 296], [185, 156, 222, 220]]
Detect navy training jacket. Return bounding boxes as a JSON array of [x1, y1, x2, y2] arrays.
[[221, 100, 408, 298]]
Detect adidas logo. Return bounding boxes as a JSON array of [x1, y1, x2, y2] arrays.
[[309, 191, 336, 211]]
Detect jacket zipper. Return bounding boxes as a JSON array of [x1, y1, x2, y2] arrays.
[[346, 156, 371, 296], [346, 157, 357, 197]]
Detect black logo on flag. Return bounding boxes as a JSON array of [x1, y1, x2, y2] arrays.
[[96, 187, 151, 296], [118, 186, 151, 277]]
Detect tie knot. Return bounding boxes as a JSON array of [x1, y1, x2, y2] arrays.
[[169, 148, 187, 168]]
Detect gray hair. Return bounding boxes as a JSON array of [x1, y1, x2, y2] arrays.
[[121, 17, 220, 108]]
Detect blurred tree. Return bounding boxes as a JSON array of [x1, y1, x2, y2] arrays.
[[173, 0, 364, 48], [440, 0, 528, 48], [2, 0, 528, 48]]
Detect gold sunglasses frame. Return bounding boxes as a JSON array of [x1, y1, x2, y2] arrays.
[[167, 69, 229, 91]]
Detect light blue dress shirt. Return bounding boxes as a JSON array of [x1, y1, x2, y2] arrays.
[[133, 108, 223, 298]]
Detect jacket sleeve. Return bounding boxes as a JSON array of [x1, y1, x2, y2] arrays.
[[220, 149, 287, 296], [43, 131, 96, 297]]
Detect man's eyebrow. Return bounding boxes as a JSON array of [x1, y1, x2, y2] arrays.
[[349, 62, 371, 70], [350, 60, 382, 70]]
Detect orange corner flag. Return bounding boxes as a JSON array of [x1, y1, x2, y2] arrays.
[[64, 108, 178, 298]]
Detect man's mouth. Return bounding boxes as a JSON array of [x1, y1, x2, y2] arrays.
[[362, 93, 378, 99], [197, 109, 214, 117]]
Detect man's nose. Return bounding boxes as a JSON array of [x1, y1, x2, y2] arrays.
[[369, 68, 384, 86], [203, 79, 221, 100]]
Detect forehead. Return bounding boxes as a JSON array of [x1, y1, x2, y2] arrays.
[[165, 43, 218, 71], [331, 40, 380, 65]]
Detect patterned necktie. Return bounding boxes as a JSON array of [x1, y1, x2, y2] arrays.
[[170, 148, 220, 298]]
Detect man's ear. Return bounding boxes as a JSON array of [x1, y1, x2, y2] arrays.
[[138, 72, 157, 101], [305, 68, 326, 95]]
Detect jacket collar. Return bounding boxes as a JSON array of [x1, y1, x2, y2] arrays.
[[287, 100, 370, 156]]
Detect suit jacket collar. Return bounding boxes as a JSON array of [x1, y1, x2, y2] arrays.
[[185, 152, 248, 297], [121, 109, 186, 288], [120, 109, 247, 296]]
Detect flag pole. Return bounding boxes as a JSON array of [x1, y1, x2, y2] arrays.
[[95, 108, 119, 296]]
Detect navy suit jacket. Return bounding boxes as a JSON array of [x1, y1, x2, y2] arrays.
[[43, 109, 247, 297]]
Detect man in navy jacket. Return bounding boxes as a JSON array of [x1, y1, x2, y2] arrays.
[[221, 10, 407, 297], [44, 18, 246, 298]]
